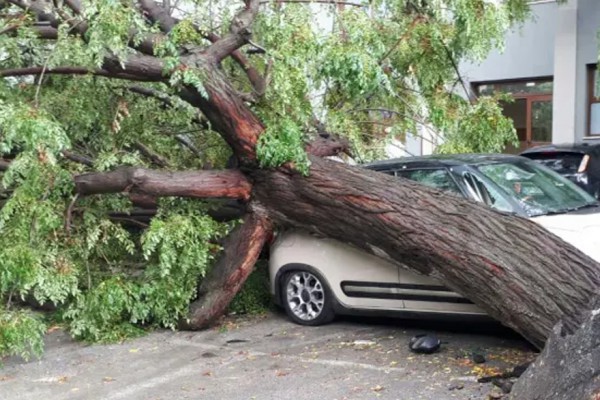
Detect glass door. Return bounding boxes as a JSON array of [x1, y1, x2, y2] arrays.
[[530, 96, 553, 147]]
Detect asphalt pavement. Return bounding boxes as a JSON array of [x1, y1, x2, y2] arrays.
[[0, 313, 536, 400]]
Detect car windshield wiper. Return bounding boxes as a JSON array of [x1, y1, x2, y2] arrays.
[[537, 203, 600, 216], [564, 203, 600, 212]]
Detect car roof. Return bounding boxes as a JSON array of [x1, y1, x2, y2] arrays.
[[363, 153, 528, 170], [521, 142, 600, 155]]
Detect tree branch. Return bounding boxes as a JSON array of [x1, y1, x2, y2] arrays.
[[62, 150, 94, 167], [74, 167, 252, 200], [305, 136, 350, 158], [204, 0, 261, 64], [0, 66, 149, 81], [259, 0, 362, 5], [205, 32, 267, 96], [181, 210, 271, 329], [138, 0, 177, 32], [131, 141, 171, 168], [0, 56, 165, 81], [63, 0, 82, 15], [136, 1, 267, 95]]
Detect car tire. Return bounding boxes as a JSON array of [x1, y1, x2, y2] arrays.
[[281, 270, 335, 326]]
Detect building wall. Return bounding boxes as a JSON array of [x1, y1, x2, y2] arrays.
[[460, 1, 600, 146], [460, 2, 557, 84], [576, 0, 600, 141]]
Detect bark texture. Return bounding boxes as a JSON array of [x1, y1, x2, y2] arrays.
[[510, 296, 600, 399], [74, 167, 252, 200], [181, 211, 271, 330], [252, 156, 600, 348]]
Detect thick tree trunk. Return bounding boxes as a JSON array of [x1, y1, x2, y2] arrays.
[[252, 157, 600, 348], [510, 296, 600, 399], [180, 211, 271, 330]]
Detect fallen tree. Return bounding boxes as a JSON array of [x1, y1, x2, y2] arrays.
[[0, 0, 598, 365]]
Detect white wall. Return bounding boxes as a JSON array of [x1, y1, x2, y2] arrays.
[[460, 2, 558, 84]]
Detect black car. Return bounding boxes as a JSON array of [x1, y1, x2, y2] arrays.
[[365, 154, 598, 218], [520, 143, 600, 199]]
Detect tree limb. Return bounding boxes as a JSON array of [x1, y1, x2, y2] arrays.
[[74, 167, 253, 200], [132, 141, 171, 168], [0, 66, 150, 81], [181, 210, 271, 330], [138, 0, 177, 32], [259, 0, 362, 5], [62, 150, 94, 167], [136, 1, 267, 95], [0, 56, 165, 81], [204, 0, 261, 64], [305, 136, 350, 158]]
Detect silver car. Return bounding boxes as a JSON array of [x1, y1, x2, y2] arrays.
[[269, 154, 600, 326]]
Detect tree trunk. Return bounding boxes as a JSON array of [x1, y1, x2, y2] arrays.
[[251, 156, 600, 348], [180, 211, 271, 330], [510, 296, 600, 399]]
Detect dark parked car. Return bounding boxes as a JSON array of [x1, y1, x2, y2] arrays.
[[520, 143, 600, 199]]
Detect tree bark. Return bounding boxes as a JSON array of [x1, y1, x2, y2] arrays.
[[251, 156, 600, 348], [181, 211, 271, 330], [510, 296, 600, 399], [74, 167, 252, 200]]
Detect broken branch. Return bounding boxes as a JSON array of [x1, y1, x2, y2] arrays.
[[74, 167, 252, 200]]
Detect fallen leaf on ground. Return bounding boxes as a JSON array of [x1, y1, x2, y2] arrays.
[[46, 325, 62, 333], [371, 385, 385, 392]]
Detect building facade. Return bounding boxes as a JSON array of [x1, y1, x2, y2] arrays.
[[392, 0, 600, 157], [458, 0, 600, 153]]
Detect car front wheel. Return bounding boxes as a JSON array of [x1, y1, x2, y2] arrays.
[[282, 270, 334, 326]]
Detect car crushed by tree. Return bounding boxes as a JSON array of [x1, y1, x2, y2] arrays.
[[0, 1, 599, 397]]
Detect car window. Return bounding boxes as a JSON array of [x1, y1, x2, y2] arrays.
[[461, 172, 514, 213], [395, 168, 462, 194], [523, 152, 584, 175], [477, 160, 597, 216]]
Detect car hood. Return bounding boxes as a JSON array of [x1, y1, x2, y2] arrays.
[[532, 210, 600, 263]]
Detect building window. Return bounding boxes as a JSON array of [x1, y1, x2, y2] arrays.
[[474, 79, 553, 152], [587, 65, 600, 136]]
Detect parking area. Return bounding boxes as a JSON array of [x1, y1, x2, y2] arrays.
[[0, 313, 536, 400]]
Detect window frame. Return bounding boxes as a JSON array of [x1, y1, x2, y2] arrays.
[[586, 64, 600, 136], [473, 77, 553, 150]]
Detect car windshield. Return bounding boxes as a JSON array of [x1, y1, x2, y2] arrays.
[[476, 159, 597, 217]]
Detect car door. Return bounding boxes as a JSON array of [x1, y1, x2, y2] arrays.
[[272, 231, 405, 311], [393, 167, 486, 315]]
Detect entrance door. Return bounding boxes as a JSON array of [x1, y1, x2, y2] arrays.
[[476, 79, 553, 153], [530, 96, 553, 147]]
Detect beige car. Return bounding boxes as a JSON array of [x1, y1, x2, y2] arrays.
[[269, 154, 600, 326], [270, 231, 484, 326]]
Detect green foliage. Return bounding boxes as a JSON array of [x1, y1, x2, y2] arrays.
[[0, 308, 46, 363], [228, 261, 272, 316], [436, 95, 519, 154], [62, 200, 230, 342], [257, 118, 310, 175]]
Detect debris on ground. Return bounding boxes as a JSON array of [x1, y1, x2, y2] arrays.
[[409, 334, 442, 354]]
